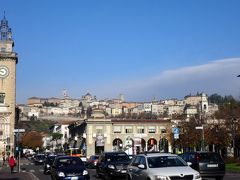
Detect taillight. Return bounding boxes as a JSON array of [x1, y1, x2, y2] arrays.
[[196, 155, 200, 162]]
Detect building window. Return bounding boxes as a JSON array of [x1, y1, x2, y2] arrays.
[[125, 128, 133, 134], [1, 47, 6, 52], [148, 126, 156, 133], [113, 126, 121, 133], [137, 127, 144, 134], [0, 93, 5, 104]]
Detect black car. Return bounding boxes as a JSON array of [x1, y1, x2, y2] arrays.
[[96, 151, 131, 180], [44, 154, 57, 174], [50, 155, 90, 180], [34, 154, 45, 165], [179, 151, 225, 180]]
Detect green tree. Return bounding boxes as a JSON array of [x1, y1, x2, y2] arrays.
[[51, 133, 63, 150]]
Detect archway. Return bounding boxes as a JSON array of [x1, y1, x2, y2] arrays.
[[113, 138, 123, 151], [125, 136, 134, 155], [147, 138, 157, 151], [95, 134, 105, 155], [159, 138, 169, 153]]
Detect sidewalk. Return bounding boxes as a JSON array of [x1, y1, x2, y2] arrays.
[[0, 159, 38, 180]]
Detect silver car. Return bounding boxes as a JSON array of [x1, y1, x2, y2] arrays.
[[127, 152, 202, 180]]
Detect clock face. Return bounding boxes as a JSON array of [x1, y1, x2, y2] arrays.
[[0, 66, 9, 78]]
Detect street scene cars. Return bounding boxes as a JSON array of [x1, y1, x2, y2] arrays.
[[50, 155, 90, 180], [127, 152, 202, 180], [96, 152, 131, 180], [179, 151, 225, 180]]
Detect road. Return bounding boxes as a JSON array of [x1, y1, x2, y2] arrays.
[[8, 158, 240, 180]]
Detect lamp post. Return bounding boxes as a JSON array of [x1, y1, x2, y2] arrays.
[[196, 126, 205, 151]]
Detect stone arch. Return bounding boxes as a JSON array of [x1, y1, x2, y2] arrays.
[[147, 138, 157, 151], [159, 138, 169, 153], [113, 138, 123, 151]]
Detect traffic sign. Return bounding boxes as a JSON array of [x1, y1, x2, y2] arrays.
[[173, 127, 180, 134], [13, 129, 25, 133], [174, 133, 179, 139]]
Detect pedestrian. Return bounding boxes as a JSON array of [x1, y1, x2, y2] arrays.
[[2, 152, 6, 165], [8, 156, 16, 174]]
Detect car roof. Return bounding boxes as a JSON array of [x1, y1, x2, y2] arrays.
[[55, 155, 80, 159], [103, 151, 127, 155], [137, 152, 178, 157]]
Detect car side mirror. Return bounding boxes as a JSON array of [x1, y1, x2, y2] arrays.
[[187, 162, 192, 166], [138, 164, 145, 169]]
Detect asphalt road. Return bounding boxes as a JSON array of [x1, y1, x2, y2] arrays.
[[2, 158, 240, 180]]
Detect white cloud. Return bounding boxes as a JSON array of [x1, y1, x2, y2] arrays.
[[101, 58, 240, 101]]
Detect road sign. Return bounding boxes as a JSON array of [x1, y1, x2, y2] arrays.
[[195, 126, 203, 130], [174, 133, 179, 139], [173, 127, 180, 134], [13, 129, 25, 133]]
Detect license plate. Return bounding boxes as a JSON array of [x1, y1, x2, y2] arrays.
[[121, 170, 127, 173], [207, 164, 218, 167], [71, 177, 78, 180]]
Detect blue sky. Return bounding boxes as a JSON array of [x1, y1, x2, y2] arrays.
[[1, 0, 240, 103]]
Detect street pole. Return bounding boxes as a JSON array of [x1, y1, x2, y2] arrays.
[[18, 128, 20, 173]]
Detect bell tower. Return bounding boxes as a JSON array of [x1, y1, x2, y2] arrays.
[[0, 13, 18, 155]]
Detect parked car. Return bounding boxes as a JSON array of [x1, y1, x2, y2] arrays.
[[96, 151, 131, 180], [86, 155, 99, 168], [127, 152, 201, 180], [50, 155, 90, 180], [179, 151, 225, 180], [43, 154, 57, 174], [34, 153, 45, 165]]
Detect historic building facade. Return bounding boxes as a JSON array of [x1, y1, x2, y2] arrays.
[[68, 118, 172, 158], [0, 15, 18, 156]]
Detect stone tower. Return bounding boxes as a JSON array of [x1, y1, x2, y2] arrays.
[[0, 14, 18, 155]]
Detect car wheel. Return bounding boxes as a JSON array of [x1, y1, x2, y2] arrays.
[[104, 172, 112, 180]]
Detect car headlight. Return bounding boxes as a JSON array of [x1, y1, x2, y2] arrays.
[[107, 164, 115, 169], [58, 172, 65, 177], [46, 164, 50, 168], [83, 170, 88, 175], [194, 173, 201, 179], [156, 175, 169, 180]]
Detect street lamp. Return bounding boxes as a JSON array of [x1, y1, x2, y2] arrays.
[[196, 126, 205, 151]]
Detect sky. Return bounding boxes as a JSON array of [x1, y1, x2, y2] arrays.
[[1, 0, 240, 104]]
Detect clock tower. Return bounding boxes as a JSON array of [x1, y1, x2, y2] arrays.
[[0, 14, 18, 155]]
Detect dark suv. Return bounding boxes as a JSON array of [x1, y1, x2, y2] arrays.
[[179, 151, 225, 180], [96, 152, 131, 180]]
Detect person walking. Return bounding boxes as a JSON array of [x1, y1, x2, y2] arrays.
[[2, 152, 6, 165], [8, 156, 16, 173]]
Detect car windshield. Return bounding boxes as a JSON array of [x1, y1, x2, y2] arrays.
[[37, 155, 45, 160], [57, 157, 84, 167], [199, 153, 222, 162], [107, 154, 130, 162], [147, 156, 187, 168]]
